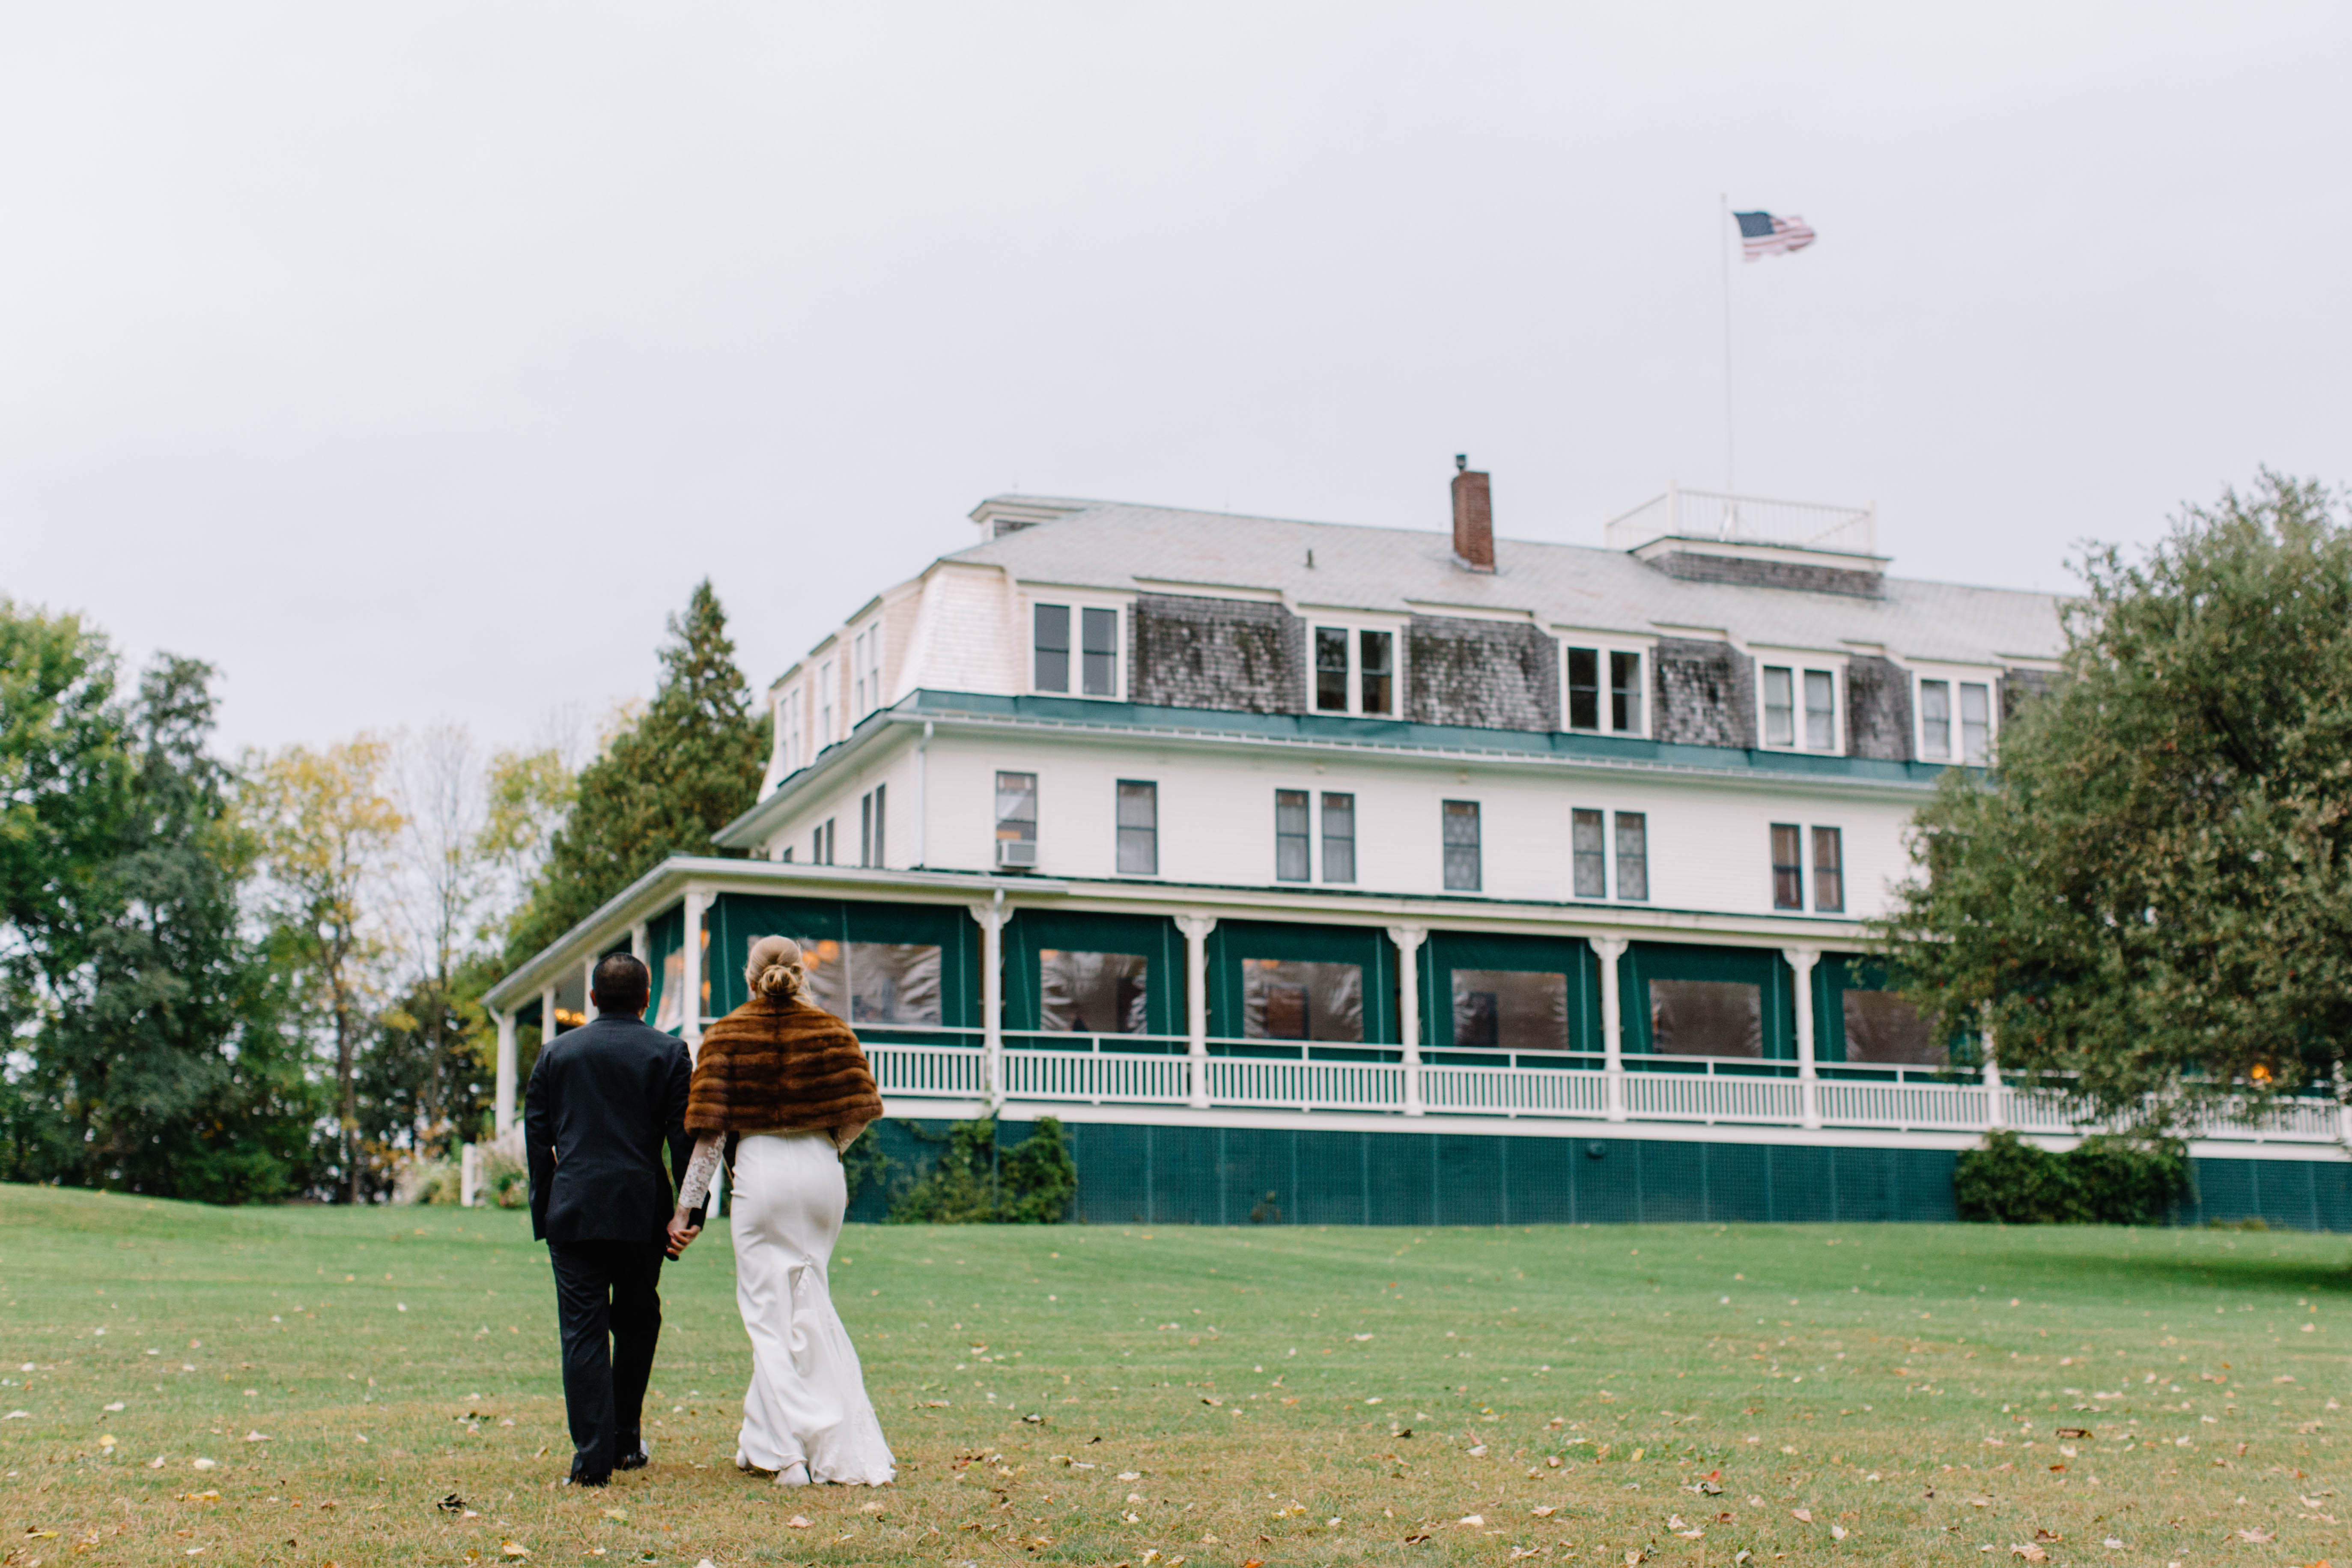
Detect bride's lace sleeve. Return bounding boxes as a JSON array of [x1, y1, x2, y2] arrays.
[[675, 1134, 723, 1212]]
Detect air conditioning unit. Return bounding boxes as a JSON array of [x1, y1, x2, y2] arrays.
[[996, 840, 1038, 870]]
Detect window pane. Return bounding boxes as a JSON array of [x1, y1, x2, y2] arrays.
[[1359, 630, 1394, 715], [1321, 792, 1356, 884], [1033, 605, 1070, 692], [1959, 682, 1990, 764], [995, 771, 1037, 841], [1614, 812, 1648, 901], [1648, 978, 1763, 1057], [793, 936, 847, 1018], [1762, 666, 1795, 746], [1919, 680, 1951, 760], [1039, 948, 1148, 1034], [1804, 669, 1836, 750], [1572, 807, 1607, 898], [1082, 607, 1118, 696], [1116, 781, 1157, 874], [1842, 990, 1940, 1065], [1241, 957, 1363, 1042], [1441, 799, 1481, 891], [1314, 626, 1349, 712], [1771, 823, 1803, 909], [1566, 647, 1599, 729], [1274, 789, 1310, 882], [1812, 826, 1844, 913], [1450, 968, 1570, 1051], [847, 941, 943, 1025], [1610, 651, 1642, 733]]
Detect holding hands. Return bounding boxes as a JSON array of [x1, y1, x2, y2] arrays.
[[666, 1206, 702, 1259]]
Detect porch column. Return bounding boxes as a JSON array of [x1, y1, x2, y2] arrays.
[[494, 1011, 518, 1134], [1981, 1010, 2005, 1130], [583, 955, 599, 1021], [1388, 925, 1427, 1116], [541, 985, 558, 1064], [1177, 914, 1215, 1109], [1593, 936, 1629, 1122], [1785, 946, 1821, 1130], [680, 891, 706, 1055], [631, 921, 649, 965], [973, 891, 1007, 1111]]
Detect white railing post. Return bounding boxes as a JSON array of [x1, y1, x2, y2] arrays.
[[1389, 924, 1427, 1116], [972, 891, 1007, 1112], [631, 921, 649, 967], [680, 890, 706, 1055], [1981, 1011, 2005, 1130], [494, 1010, 518, 1134], [540, 983, 558, 1055], [1177, 914, 1216, 1109], [1593, 936, 1629, 1122], [1785, 947, 1821, 1130]]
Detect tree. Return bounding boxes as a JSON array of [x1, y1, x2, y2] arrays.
[[386, 724, 495, 1157], [506, 581, 765, 964], [246, 737, 403, 1202], [1875, 473, 2352, 1126]]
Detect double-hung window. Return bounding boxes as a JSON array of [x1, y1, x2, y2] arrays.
[[1920, 677, 1994, 763], [813, 817, 836, 866], [1034, 606, 1070, 692], [859, 784, 886, 868], [817, 661, 835, 747], [781, 687, 804, 773], [1565, 646, 1644, 733], [1571, 808, 1648, 900], [1613, 812, 1648, 901], [1761, 664, 1838, 752], [1312, 627, 1399, 716], [1274, 790, 1311, 882], [1770, 823, 1803, 909], [1034, 604, 1119, 696], [994, 772, 1037, 870], [1116, 781, 1157, 874], [1572, 808, 1607, 897], [1812, 826, 1844, 913], [851, 630, 870, 715], [1441, 800, 1481, 891], [1321, 793, 1356, 883]]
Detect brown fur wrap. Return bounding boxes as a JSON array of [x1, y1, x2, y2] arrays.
[[683, 998, 883, 1136]]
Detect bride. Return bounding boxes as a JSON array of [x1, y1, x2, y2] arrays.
[[671, 935, 895, 1486]]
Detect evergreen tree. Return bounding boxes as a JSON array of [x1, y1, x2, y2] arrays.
[[507, 581, 766, 964]]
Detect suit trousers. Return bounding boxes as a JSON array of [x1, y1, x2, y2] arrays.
[[548, 1240, 666, 1483]]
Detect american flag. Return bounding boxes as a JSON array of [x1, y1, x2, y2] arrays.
[[1734, 210, 1817, 261]]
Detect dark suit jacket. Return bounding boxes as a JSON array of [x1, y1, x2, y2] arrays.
[[524, 1013, 695, 1248]]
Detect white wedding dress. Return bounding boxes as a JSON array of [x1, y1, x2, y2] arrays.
[[680, 1130, 894, 1485]]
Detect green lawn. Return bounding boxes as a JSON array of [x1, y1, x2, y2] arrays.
[[0, 1184, 2346, 1566]]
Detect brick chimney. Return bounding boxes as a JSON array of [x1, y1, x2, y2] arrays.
[[1451, 455, 1494, 573]]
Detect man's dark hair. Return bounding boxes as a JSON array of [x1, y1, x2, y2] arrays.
[[590, 951, 650, 1016]]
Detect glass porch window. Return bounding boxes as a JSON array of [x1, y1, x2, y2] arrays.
[[1762, 665, 1795, 746], [1842, 991, 1940, 1064], [1240, 957, 1363, 1042], [1770, 823, 1803, 909], [1359, 629, 1394, 715], [1613, 811, 1648, 901], [1441, 800, 1481, 891], [1081, 607, 1118, 696], [1449, 968, 1570, 1051], [1274, 790, 1311, 882], [790, 938, 943, 1026], [1572, 808, 1607, 897], [1959, 681, 1991, 763], [1610, 651, 1643, 733], [1321, 792, 1356, 883], [1116, 781, 1158, 874], [1039, 949, 1148, 1034], [1811, 826, 1844, 913], [1804, 670, 1836, 750], [1033, 605, 1070, 692], [1648, 978, 1763, 1057], [1315, 627, 1349, 711], [1919, 679, 1951, 760], [1566, 647, 1600, 729]]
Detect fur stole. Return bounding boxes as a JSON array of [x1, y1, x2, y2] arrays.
[[684, 997, 883, 1136]]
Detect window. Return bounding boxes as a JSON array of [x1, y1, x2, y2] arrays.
[[855, 626, 882, 716], [995, 772, 1037, 867], [1450, 968, 1570, 1051], [1571, 808, 1607, 897], [1315, 627, 1349, 712], [1919, 679, 1951, 760], [1611, 651, 1643, 733], [1804, 670, 1836, 750], [781, 687, 804, 773], [1321, 792, 1356, 884], [859, 784, 886, 868], [818, 660, 835, 746], [1959, 682, 1990, 764], [1033, 605, 1070, 692], [1812, 826, 1843, 913], [1770, 823, 1803, 909], [1082, 607, 1118, 696], [1039, 949, 1148, 1034], [790, 937, 942, 1025], [1116, 781, 1157, 874], [1566, 647, 1599, 729], [1240, 957, 1362, 1042], [813, 817, 835, 866], [1274, 790, 1310, 882], [778, 845, 793, 863], [1360, 631, 1394, 714], [1649, 979, 1763, 1057], [1762, 666, 1795, 746], [1614, 811, 1648, 901], [1843, 991, 1939, 1064], [851, 629, 868, 715], [1441, 799, 1481, 891]]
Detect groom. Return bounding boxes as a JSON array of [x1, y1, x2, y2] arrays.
[[524, 950, 698, 1485]]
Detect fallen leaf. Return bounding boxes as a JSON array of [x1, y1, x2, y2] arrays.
[[437, 1496, 466, 1514], [2034, 1530, 2062, 1544], [501, 1546, 529, 1559], [191, 1458, 216, 1471], [787, 1516, 812, 1529], [1458, 1515, 1485, 1527], [2237, 1529, 2274, 1544], [1404, 1532, 1431, 1545], [1792, 1509, 1813, 1524], [2011, 1548, 2047, 1564], [1532, 1506, 1557, 1517], [600, 1509, 628, 1523]]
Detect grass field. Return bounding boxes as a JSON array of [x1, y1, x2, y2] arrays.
[[1, 1186, 2347, 1567]]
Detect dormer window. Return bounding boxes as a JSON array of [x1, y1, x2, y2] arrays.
[[1312, 626, 1400, 717], [1920, 677, 1994, 764], [1760, 664, 1839, 753], [1033, 603, 1121, 697], [1565, 646, 1644, 734]]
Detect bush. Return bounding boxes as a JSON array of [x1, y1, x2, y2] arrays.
[[887, 1117, 1076, 1224], [480, 1153, 529, 1209], [1954, 1130, 2191, 1224]]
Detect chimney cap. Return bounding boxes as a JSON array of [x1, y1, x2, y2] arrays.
[[1455, 453, 1467, 473]]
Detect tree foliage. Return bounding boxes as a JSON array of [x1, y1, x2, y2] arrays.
[[506, 581, 764, 965], [1876, 473, 2352, 1123], [885, 1118, 1077, 1224], [1953, 1131, 2191, 1225]]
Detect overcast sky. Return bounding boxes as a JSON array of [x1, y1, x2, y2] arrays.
[[6, 3, 2347, 756]]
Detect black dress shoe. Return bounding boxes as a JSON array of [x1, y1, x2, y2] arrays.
[[615, 1442, 651, 1472], [564, 1472, 611, 1488]]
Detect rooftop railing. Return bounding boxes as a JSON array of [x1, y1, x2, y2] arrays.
[[1603, 485, 1878, 557]]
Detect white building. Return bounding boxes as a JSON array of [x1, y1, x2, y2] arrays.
[[480, 470, 2349, 1226]]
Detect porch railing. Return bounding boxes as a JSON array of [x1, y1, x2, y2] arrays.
[[852, 1027, 2347, 1148]]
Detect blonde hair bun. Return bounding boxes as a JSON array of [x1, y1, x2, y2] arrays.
[[745, 934, 807, 1002]]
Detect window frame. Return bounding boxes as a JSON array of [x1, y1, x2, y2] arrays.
[[1554, 633, 1652, 737], [1273, 788, 1311, 882], [1115, 780, 1158, 876], [1571, 806, 1607, 899], [1769, 822, 1804, 910], [1320, 791, 1356, 884], [1303, 616, 1407, 718], [1026, 593, 1131, 700], [1811, 825, 1843, 913], [1909, 662, 2006, 764], [817, 659, 836, 748], [994, 770, 1038, 856], [1440, 799, 1482, 892], [1755, 655, 1842, 755], [1613, 811, 1649, 902]]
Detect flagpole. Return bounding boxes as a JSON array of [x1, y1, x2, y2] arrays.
[[1720, 192, 1734, 497]]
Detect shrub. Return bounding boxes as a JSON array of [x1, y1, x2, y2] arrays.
[[1955, 1130, 2191, 1224], [887, 1117, 1075, 1224]]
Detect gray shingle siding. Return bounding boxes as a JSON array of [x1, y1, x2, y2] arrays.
[[1644, 550, 1884, 598], [1406, 615, 1560, 732], [2002, 665, 2057, 721], [1652, 638, 1756, 748], [1130, 593, 1305, 714], [1844, 656, 1915, 761]]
